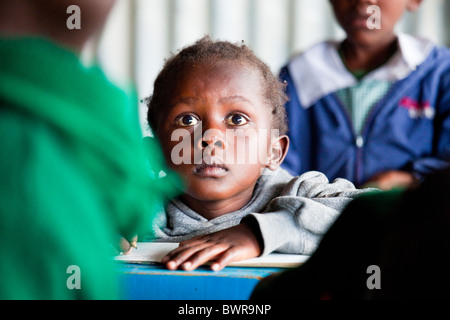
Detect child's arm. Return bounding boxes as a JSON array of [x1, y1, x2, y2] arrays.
[[247, 171, 377, 256], [161, 171, 375, 271]]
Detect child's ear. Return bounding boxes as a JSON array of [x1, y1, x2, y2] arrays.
[[266, 135, 289, 171], [406, 0, 423, 12]]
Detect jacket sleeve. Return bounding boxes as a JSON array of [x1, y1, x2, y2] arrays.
[[279, 67, 306, 176], [409, 70, 450, 179], [244, 171, 377, 255]]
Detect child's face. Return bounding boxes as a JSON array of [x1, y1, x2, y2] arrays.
[[156, 62, 287, 215], [330, 0, 422, 46]]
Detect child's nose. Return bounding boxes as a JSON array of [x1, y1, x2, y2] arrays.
[[195, 120, 227, 152], [198, 136, 226, 150]]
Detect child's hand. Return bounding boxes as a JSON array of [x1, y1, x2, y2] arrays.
[[161, 223, 262, 271], [118, 235, 138, 255], [363, 170, 417, 190]]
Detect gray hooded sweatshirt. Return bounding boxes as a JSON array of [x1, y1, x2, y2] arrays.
[[148, 168, 374, 255]]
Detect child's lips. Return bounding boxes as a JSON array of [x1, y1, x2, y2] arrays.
[[347, 13, 372, 29], [193, 162, 228, 177]]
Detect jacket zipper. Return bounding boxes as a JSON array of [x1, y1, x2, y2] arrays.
[[332, 93, 362, 185]]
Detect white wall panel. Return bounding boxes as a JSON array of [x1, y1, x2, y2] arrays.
[[89, 0, 450, 135]]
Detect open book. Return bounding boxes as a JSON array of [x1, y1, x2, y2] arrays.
[[114, 242, 310, 268]]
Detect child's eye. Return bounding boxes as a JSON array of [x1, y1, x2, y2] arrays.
[[226, 114, 249, 126], [176, 114, 199, 127]]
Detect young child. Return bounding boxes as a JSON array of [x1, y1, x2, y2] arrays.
[[145, 36, 374, 271], [280, 0, 450, 190]]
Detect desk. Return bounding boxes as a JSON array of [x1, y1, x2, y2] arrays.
[[116, 263, 283, 300]]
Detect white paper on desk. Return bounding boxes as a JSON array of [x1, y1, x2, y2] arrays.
[[114, 242, 309, 268]]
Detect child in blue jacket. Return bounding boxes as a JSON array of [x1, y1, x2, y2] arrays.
[[281, 0, 450, 189]]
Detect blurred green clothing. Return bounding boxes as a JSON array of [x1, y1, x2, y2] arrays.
[[0, 37, 180, 299]]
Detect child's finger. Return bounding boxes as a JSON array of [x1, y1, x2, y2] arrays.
[[161, 242, 201, 263], [119, 237, 132, 255], [162, 242, 213, 269], [180, 244, 230, 271], [209, 247, 239, 271], [162, 235, 223, 264]]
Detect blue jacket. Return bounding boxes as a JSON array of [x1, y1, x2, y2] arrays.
[[281, 41, 450, 186]]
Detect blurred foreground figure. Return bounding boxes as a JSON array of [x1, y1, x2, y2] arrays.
[[252, 168, 450, 300], [0, 0, 178, 299]]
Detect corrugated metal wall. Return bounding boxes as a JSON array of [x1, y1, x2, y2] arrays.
[[87, 0, 450, 132]]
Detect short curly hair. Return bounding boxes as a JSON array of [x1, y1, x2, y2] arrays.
[[146, 36, 288, 135]]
